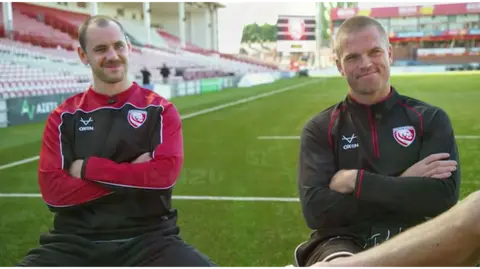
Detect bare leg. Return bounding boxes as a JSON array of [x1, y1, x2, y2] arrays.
[[312, 191, 480, 267]]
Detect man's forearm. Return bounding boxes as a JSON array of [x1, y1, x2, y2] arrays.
[[301, 185, 389, 230], [81, 155, 181, 190], [355, 170, 458, 217]]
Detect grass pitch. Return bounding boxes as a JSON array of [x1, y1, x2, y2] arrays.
[[1, 74, 479, 266]]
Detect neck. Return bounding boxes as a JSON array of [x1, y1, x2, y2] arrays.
[[91, 77, 133, 97], [349, 85, 391, 105]]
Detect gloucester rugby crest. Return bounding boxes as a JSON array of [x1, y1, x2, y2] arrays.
[[288, 18, 306, 40], [127, 110, 147, 128], [393, 126, 416, 147]]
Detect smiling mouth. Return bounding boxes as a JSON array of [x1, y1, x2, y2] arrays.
[[358, 71, 378, 78], [104, 65, 121, 70]]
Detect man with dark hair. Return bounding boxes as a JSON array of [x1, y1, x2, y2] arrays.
[[312, 190, 480, 267], [159, 63, 170, 84], [140, 66, 153, 90], [295, 15, 460, 266], [17, 15, 216, 267]]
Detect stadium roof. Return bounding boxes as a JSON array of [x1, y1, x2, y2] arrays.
[[357, 0, 475, 8], [331, 2, 480, 20], [111, 0, 225, 15]]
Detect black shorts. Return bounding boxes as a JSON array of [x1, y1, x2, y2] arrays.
[[16, 229, 216, 267], [295, 236, 364, 267]]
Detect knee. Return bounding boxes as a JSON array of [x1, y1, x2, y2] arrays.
[[463, 191, 480, 216], [459, 191, 480, 235]]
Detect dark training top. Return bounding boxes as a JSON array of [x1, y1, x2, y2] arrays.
[[140, 69, 151, 85], [38, 82, 183, 241], [298, 87, 461, 247]]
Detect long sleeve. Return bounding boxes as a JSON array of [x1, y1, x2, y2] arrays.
[[298, 116, 382, 230], [38, 110, 113, 211], [355, 108, 460, 218], [81, 103, 183, 190]]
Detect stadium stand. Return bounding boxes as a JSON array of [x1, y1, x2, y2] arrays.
[[118, 19, 170, 49], [0, 38, 90, 99], [0, 2, 279, 98], [330, 2, 480, 67]]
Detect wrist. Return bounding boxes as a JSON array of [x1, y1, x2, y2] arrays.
[[350, 170, 358, 190], [81, 158, 89, 179], [354, 169, 365, 199]]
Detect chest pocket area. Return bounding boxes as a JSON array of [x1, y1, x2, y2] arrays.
[[73, 107, 162, 163]]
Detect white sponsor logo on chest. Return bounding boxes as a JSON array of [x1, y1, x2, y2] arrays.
[[342, 134, 359, 150], [79, 117, 94, 132]]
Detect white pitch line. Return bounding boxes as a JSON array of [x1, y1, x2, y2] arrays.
[[173, 195, 299, 202], [0, 193, 300, 202], [179, 79, 317, 120], [258, 136, 301, 140], [0, 80, 319, 171], [0, 156, 40, 170], [257, 135, 480, 140], [455, 135, 480, 139]]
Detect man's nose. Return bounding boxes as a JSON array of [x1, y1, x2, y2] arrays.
[[358, 54, 373, 69], [105, 47, 120, 60]]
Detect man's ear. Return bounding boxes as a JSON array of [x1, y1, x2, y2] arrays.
[[127, 41, 132, 55], [388, 43, 393, 65], [125, 35, 132, 55], [336, 58, 345, 77], [77, 46, 89, 65]]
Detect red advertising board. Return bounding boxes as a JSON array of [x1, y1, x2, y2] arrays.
[[331, 2, 480, 20]]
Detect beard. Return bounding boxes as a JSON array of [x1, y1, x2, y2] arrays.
[[91, 59, 128, 84]]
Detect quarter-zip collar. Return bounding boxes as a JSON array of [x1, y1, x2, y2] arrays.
[[85, 82, 138, 106], [346, 87, 399, 115]]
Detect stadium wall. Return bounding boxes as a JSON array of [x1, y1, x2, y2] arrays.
[[0, 71, 288, 127], [191, 12, 209, 49], [151, 14, 181, 37], [29, 2, 143, 19], [152, 12, 210, 49], [308, 65, 480, 77], [28, 2, 212, 49]]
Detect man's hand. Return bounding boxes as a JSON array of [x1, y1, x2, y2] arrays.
[[401, 153, 457, 179], [69, 159, 84, 178], [329, 169, 358, 194], [131, 152, 152, 164]]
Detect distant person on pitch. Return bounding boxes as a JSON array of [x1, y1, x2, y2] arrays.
[[160, 63, 170, 84], [140, 66, 153, 90]]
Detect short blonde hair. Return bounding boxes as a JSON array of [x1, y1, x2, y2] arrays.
[[334, 16, 389, 60]]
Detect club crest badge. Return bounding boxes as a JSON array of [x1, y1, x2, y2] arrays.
[[127, 110, 147, 128], [392, 126, 416, 147], [288, 18, 306, 41]]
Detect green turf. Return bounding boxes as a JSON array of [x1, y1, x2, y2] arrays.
[[0, 74, 479, 266]]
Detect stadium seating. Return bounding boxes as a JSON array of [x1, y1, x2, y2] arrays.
[[12, 2, 88, 38], [118, 19, 170, 49], [0, 2, 280, 98], [6, 8, 78, 50], [0, 38, 90, 99]]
